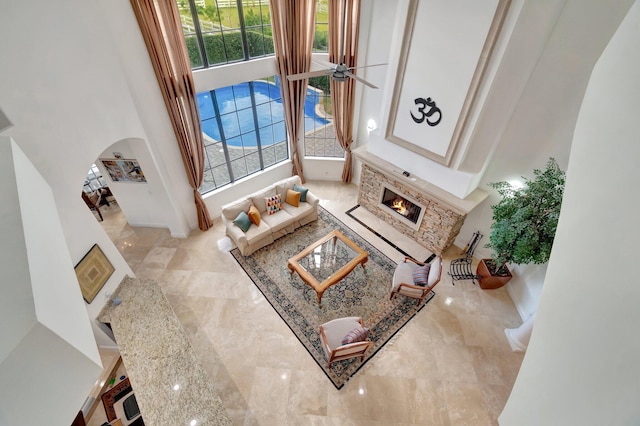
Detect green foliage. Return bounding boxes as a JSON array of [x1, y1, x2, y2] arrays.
[[313, 31, 328, 52], [308, 76, 330, 93], [487, 158, 566, 267], [184, 30, 274, 68]]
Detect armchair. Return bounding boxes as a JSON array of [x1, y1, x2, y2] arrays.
[[391, 256, 442, 304], [319, 316, 373, 368]]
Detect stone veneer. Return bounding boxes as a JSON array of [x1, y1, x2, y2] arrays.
[[358, 164, 466, 255]]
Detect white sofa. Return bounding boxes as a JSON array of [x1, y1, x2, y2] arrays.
[[221, 175, 319, 256]]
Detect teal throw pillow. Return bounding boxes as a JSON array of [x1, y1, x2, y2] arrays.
[[233, 211, 252, 232], [293, 184, 309, 202]]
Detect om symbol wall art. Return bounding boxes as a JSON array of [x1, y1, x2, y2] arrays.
[[386, 0, 510, 166]]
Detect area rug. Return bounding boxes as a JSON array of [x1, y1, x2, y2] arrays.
[[231, 206, 435, 389]]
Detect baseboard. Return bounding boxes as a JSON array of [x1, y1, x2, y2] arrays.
[[506, 284, 529, 321]]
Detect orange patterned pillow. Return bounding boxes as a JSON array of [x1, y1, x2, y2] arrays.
[[247, 204, 261, 226]]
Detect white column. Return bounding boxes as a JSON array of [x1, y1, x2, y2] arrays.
[[505, 313, 536, 352]]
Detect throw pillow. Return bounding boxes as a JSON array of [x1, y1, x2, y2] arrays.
[[293, 184, 309, 202], [265, 194, 282, 215], [412, 264, 431, 286], [285, 189, 301, 207], [232, 210, 252, 232], [247, 204, 261, 226], [341, 326, 369, 345]]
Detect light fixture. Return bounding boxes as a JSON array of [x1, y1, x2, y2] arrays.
[[366, 119, 377, 132]]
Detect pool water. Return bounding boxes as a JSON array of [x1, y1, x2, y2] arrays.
[[197, 78, 329, 147]]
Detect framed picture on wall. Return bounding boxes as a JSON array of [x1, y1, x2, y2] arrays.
[[100, 158, 147, 183], [75, 244, 115, 304], [385, 0, 510, 166]]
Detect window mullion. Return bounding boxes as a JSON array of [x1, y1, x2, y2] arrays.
[[187, 0, 209, 68], [248, 82, 264, 169], [236, 0, 250, 61], [211, 90, 235, 183]]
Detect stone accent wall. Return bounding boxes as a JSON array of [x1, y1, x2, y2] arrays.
[[358, 164, 466, 255]]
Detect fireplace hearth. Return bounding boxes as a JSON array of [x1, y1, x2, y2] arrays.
[[381, 187, 422, 224]]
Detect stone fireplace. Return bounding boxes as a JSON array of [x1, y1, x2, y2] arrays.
[[379, 186, 425, 230], [354, 147, 488, 255]]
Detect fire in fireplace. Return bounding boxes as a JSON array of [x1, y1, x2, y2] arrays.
[[381, 187, 422, 224]]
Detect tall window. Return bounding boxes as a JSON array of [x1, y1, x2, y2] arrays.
[[176, 0, 274, 69], [313, 0, 329, 52], [304, 0, 343, 158], [84, 164, 107, 193], [198, 77, 289, 193], [304, 76, 343, 158]]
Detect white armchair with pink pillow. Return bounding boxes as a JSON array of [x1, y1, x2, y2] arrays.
[[391, 256, 443, 304], [319, 316, 373, 368]]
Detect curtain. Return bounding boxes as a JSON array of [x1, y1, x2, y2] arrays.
[[270, 0, 317, 183], [130, 0, 213, 231], [329, 0, 360, 183]]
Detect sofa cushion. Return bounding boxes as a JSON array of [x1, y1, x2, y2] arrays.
[[281, 198, 314, 217], [244, 220, 273, 244], [412, 264, 430, 286], [275, 176, 300, 197], [251, 186, 276, 214], [293, 184, 309, 202], [233, 211, 252, 232], [262, 209, 293, 233], [265, 194, 282, 215], [247, 204, 261, 226], [285, 189, 301, 207], [222, 198, 253, 221]]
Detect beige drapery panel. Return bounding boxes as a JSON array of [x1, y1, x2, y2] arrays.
[[270, 0, 317, 183], [130, 0, 213, 231], [329, 0, 360, 183]]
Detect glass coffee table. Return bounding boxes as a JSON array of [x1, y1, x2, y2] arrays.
[[287, 230, 368, 305]]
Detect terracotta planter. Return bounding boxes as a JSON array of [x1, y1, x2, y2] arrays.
[[477, 259, 512, 289]]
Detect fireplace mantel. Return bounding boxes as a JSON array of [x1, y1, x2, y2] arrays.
[[353, 145, 488, 215], [353, 146, 488, 254]]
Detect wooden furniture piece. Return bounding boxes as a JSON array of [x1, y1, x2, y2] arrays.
[[81, 190, 104, 221], [391, 256, 443, 304], [319, 316, 373, 368], [448, 231, 482, 284], [288, 229, 368, 304]]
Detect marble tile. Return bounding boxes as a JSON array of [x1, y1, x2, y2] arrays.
[[92, 181, 525, 426]]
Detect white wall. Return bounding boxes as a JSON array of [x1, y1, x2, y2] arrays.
[[501, 1, 640, 423], [457, 0, 634, 319], [0, 138, 102, 426]]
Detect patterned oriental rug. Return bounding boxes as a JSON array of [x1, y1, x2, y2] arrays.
[[231, 206, 435, 389]]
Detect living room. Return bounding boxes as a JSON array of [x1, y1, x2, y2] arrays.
[[2, 0, 640, 425]]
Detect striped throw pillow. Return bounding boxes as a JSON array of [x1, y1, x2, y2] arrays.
[[341, 326, 369, 345], [412, 264, 431, 286]]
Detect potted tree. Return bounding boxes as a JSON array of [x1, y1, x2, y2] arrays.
[[478, 158, 566, 289]]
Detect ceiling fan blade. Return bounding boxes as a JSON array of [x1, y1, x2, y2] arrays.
[[347, 63, 388, 71], [312, 59, 338, 69], [344, 70, 378, 89], [287, 69, 332, 81]]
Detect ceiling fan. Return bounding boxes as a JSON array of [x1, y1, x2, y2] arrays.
[[286, 0, 386, 89]]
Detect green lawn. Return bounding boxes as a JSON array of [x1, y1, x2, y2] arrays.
[[177, 1, 329, 32]]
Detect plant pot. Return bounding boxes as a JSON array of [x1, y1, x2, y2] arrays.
[[477, 259, 512, 289]]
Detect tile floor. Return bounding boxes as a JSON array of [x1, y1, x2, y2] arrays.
[[98, 181, 524, 426]]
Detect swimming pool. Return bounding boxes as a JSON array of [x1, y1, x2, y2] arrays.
[[197, 78, 329, 147]]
